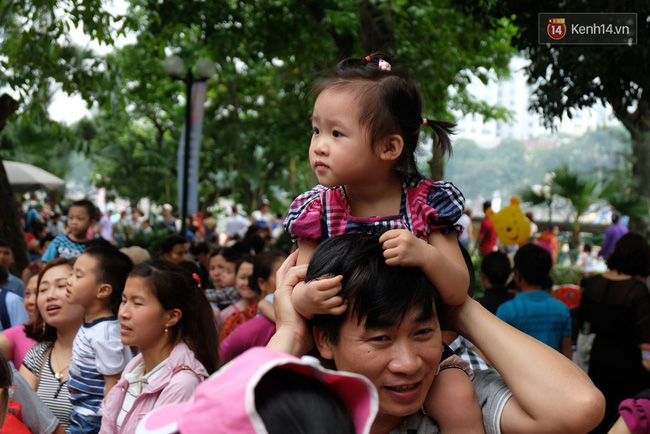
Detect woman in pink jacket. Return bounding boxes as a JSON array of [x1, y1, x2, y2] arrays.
[[100, 261, 219, 433]]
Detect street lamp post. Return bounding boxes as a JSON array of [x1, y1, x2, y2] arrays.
[[163, 56, 216, 236]]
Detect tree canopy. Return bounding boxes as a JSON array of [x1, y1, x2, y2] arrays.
[[3, 0, 518, 212], [446, 127, 631, 203], [459, 0, 650, 232]]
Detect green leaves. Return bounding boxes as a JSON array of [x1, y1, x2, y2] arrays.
[[3, 0, 521, 213]]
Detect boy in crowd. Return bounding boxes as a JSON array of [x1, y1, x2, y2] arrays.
[[0, 240, 24, 296], [0, 266, 29, 332], [65, 246, 133, 433], [42, 199, 97, 262], [496, 244, 572, 357], [476, 251, 515, 315]]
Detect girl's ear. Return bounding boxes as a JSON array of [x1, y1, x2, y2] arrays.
[[378, 134, 404, 162], [165, 308, 183, 328], [313, 327, 335, 360]]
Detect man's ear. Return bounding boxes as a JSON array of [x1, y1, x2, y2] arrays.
[[313, 327, 335, 361], [377, 134, 404, 162], [165, 308, 183, 328], [97, 284, 112, 300]]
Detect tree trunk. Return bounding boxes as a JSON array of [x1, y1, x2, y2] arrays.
[[0, 94, 28, 275], [429, 146, 444, 181], [629, 130, 650, 235], [0, 94, 18, 131], [0, 159, 29, 276]]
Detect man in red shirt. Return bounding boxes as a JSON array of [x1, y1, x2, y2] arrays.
[[477, 201, 497, 256]]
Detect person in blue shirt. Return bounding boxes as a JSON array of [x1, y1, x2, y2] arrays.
[[0, 266, 29, 331], [497, 243, 572, 358], [0, 240, 24, 297], [41, 199, 96, 262]]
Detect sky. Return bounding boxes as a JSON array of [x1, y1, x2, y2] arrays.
[[48, 0, 133, 123]]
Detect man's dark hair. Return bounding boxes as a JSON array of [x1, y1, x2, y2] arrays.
[[611, 212, 621, 224], [0, 240, 12, 250], [308, 233, 441, 345], [481, 252, 512, 286], [70, 199, 97, 221], [159, 235, 187, 255], [82, 246, 134, 312], [217, 246, 242, 264], [514, 244, 552, 287], [190, 241, 211, 256]]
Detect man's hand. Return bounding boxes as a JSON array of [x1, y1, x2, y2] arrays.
[[268, 250, 314, 355]]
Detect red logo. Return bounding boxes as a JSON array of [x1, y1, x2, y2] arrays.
[[547, 18, 567, 40]]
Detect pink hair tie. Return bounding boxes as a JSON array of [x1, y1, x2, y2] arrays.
[[378, 59, 391, 71], [365, 56, 371, 62], [422, 118, 428, 125]]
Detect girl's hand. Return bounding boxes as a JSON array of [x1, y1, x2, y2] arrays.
[[292, 276, 347, 319], [380, 229, 428, 267]]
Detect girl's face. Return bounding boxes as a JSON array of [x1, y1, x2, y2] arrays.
[[234, 262, 256, 302], [310, 88, 383, 188], [208, 255, 223, 288], [24, 275, 38, 319], [211, 255, 236, 289], [119, 277, 173, 351], [37, 264, 85, 330]]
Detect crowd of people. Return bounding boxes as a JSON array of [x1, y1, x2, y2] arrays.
[[0, 52, 646, 434]]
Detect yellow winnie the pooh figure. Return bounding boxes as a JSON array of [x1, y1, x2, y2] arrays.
[[486, 197, 531, 246]]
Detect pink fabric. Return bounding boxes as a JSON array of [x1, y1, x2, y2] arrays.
[[137, 347, 378, 434], [619, 398, 650, 434], [220, 315, 276, 363], [1, 325, 36, 368], [100, 342, 208, 434]]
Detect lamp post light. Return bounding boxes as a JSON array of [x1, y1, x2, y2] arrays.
[[163, 55, 216, 236]]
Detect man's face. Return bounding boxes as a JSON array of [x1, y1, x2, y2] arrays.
[[315, 306, 443, 429], [0, 247, 13, 269], [163, 243, 188, 265]]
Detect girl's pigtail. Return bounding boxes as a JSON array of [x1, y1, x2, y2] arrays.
[[422, 118, 455, 158]]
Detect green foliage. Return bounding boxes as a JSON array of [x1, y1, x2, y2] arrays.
[[551, 165, 602, 221], [0, 0, 126, 111], [118, 225, 170, 254], [551, 266, 583, 286], [448, 127, 631, 202], [60, 0, 519, 212], [456, 0, 650, 232]]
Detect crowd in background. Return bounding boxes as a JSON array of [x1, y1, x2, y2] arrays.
[[0, 193, 646, 433]]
